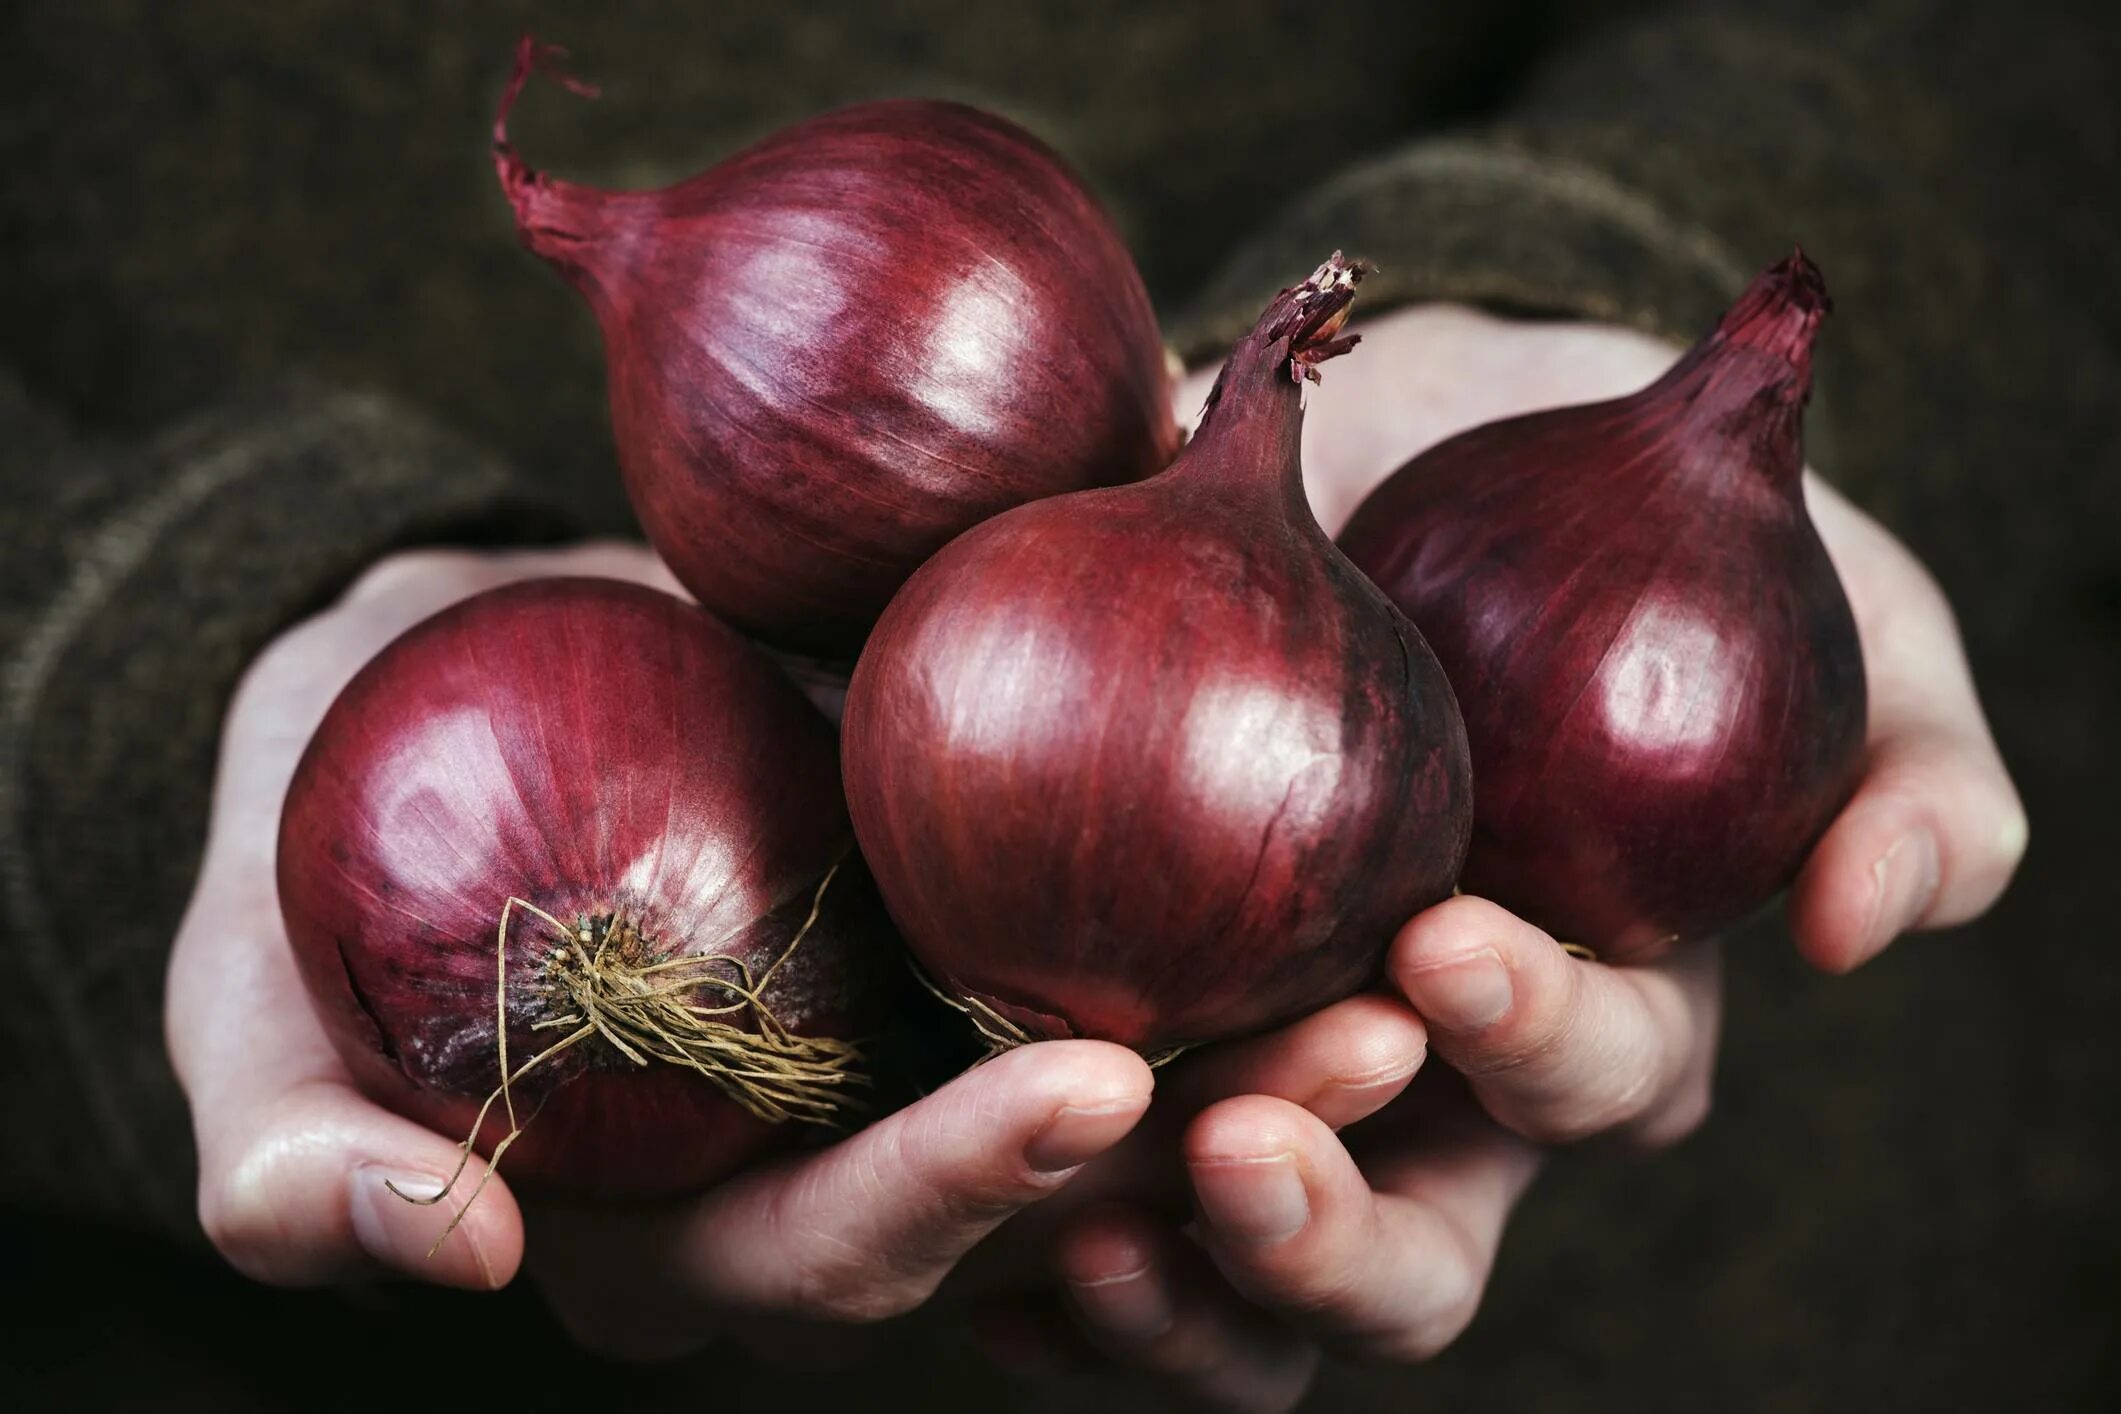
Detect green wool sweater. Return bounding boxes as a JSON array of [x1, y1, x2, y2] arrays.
[[3, 1, 2117, 1404]]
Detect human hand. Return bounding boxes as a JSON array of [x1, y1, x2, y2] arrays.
[[1017, 304, 2027, 1409], [165, 541, 1155, 1356]]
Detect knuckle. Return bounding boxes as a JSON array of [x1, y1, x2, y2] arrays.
[[792, 1261, 929, 1324], [1483, 974, 1697, 1148], [1977, 784, 2031, 877], [197, 1143, 300, 1284], [1367, 1257, 1484, 1366], [768, 1206, 935, 1325], [1450, 1015, 1559, 1081], [1260, 1256, 1371, 1323], [1517, 1065, 1662, 1146], [1452, 960, 1594, 1081], [1624, 1084, 1714, 1153], [766, 1210, 894, 1323], [194, 1186, 253, 1273], [1366, 1310, 1471, 1366], [751, 1093, 1040, 1326]]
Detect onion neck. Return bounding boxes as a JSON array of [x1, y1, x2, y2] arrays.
[[493, 35, 617, 295], [1179, 253, 1368, 515], [1716, 248, 1830, 378], [1639, 249, 1829, 491]]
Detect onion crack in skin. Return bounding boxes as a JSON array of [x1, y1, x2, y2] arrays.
[[334, 938, 404, 1070], [385, 863, 867, 1258]]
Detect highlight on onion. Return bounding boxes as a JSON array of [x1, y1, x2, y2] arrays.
[[277, 578, 890, 1215], [495, 37, 1180, 661], [843, 254, 1473, 1056], [1338, 251, 1866, 961]]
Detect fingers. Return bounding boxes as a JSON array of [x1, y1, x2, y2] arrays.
[[1788, 725, 2027, 974], [168, 540, 767, 1304], [170, 735, 524, 1290], [689, 1041, 1152, 1320], [169, 891, 522, 1289], [1388, 896, 1721, 1149], [1058, 1207, 1320, 1413], [946, 993, 1432, 1292], [1792, 475, 2027, 972], [184, 1073, 526, 1291], [1181, 1095, 1541, 1364], [530, 1041, 1152, 1354], [1161, 991, 1429, 1131]]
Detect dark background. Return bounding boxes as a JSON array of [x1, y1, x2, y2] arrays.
[[6, 0, 1613, 530], [4, 2, 2117, 1409]]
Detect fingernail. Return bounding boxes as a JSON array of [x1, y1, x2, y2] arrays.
[[1067, 1262, 1174, 1342], [349, 1165, 494, 1287], [1402, 946, 1513, 1030], [1024, 1098, 1150, 1174], [1191, 1152, 1310, 1246], [1865, 830, 1941, 961]]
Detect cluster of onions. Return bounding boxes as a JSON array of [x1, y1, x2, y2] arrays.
[[281, 33, 1869, 1223], [282, 36, 1188, 1211]]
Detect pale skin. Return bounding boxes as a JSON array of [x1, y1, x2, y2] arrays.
[[167, 307, 2025, 1410]]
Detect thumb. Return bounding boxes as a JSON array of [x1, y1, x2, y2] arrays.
[[680, 1040, 1152, 1322], [1791, 477, 2028, 972], [184, 1067, 525, 1291], [528, 1042, 1153, 1358]]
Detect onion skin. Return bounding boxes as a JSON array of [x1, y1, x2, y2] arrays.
[[495, 39, 1179, 660], [1338, 253, 1866, 960], [843, 256, 1472, 1052], [277, 578, 889, 1199]]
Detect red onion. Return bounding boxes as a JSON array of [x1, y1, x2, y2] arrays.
[[1338, 252, 1866, 960], [495, 38, 1179, 660], [277, 578, 887, 1200], [842, 255, 1472, 1053]]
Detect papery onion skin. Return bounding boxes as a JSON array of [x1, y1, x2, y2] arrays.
[[1338, 252, 1866, 961], [495, 39, 1180, 661], [843, 255, 1472, 1052], [276, 578, 890, 1198]]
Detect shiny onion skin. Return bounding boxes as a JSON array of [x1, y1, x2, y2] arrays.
[[1339, 253, 1866, 961], [277, 578, 889, 1199], [494, 38, 1180, 660], [843, 255, 1472, 1052]]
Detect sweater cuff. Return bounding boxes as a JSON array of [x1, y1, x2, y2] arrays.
[[0, 383, 572, 1237], [1167, 131, 1858, 481], [1172, 134, 1749, 362]]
